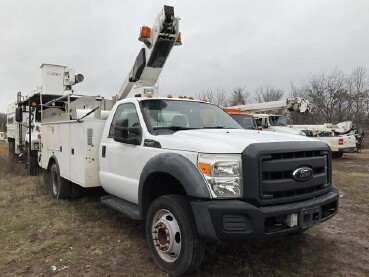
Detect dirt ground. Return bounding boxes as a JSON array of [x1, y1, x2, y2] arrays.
[[0, 141, 368, 277]]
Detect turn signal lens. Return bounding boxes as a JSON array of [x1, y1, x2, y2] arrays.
[[338, 138, 344, 145], [198, 162, 211, 175]]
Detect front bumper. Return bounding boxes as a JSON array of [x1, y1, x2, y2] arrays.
[[191, 186, 339, 240], [337, 147, 356, 153]]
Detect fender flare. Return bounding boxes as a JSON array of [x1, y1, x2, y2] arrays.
[[47, 155, 59, 170], [138, 153, 211, 216]]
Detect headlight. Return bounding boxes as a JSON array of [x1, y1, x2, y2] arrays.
[[198, 154, 242, 198]]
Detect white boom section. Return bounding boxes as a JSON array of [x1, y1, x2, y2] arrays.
[[117, 5, 181, 100], [229, 97, 312, 114]]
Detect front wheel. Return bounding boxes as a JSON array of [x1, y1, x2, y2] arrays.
[[145, 195, 206, 276]]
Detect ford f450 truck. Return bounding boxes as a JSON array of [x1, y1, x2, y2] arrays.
[[38, 6, 338, 276], [39, 96, 339, 276]]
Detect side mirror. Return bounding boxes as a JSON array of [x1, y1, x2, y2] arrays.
[[114, 119, 129, 143], [113, 119, 142, 145], [15, 108, 23, 122]]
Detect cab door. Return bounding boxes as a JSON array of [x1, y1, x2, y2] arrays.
[[99, 103, 142, 204]]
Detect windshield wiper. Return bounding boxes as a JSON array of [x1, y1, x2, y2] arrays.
[[203, 126, 237, 129], [153, 126, 199, 131]]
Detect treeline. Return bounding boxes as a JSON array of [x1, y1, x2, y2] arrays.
[[198, 66, 369, 130], [0, 113, 6, 132]]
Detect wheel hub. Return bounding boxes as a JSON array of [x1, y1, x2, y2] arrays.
[[152, 209, 181, 262]]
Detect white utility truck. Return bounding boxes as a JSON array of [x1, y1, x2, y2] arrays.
[[229, 99, 357, 157], [292, 122, 357, 157], [39, 6, 339, 276], [229, 98, 313, 136], [6, 64, 84, 174]]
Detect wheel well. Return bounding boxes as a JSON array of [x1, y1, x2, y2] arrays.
[[142, 173, 186, 217], [47, 157, 57, 170]]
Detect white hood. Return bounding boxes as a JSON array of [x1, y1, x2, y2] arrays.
[[270, 126, 303, 135], [156, 129, 318, 153]]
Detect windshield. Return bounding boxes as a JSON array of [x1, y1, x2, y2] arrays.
[[141, 99, 242, 134], [269, 115, 287, 126], [230, 114, 257, 130]]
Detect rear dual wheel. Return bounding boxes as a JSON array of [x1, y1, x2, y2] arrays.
[[8, 140, 15, 160], [49, 163, 71, 199], [146, 195, 206, 276]]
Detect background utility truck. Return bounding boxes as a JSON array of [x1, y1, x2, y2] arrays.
[[6, 64, 84, 174], [222, 108, 258, 130], [229, 99, 357, 157], [38, 6, 339, 276]]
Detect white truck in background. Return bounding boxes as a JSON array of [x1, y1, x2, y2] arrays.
[[6, 64, 84, 174], [38, 6, 339, 276], [229, 99, 357, 157], [229, 98, 312, 136], [292, 122, 357, 157]]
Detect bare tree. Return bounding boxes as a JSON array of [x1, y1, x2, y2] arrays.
[[346, 66, 369, 127], [0, 113, 7, 132], [253, 86, 284, 103], [228, 87, 249, 106], [303, 69, 345, 123], [214, 88, 228, 107], [198, 89, 215, 103], [197, 88, 228, 107], [289, 82, 308, 98]]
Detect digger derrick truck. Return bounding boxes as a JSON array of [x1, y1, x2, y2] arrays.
[[6, 64, 84, 175], [228, 98, 312, 135], [39, 6, 339, 276], [228, 98, 357, 157]]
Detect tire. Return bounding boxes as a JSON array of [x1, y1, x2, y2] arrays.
[[145, 195, 206, 276], [29, 155, 38, 176], [8, 140, 15, 160], [49, 163, 71, 199], [332, 152, 343, 158], [71, 183, 84, 199]]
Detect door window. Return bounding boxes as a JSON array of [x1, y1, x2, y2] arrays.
[[108, 103, 140, 138]]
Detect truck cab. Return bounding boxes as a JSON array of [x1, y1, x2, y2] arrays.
[[222, 108, 258, 130], [254, 113, 304, 135], [25, 106, 41, 152]]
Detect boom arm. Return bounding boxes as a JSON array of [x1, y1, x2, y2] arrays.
[[228, 97, 312, 114], [117, 5, 181, 100]]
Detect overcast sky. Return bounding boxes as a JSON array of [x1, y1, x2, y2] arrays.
[[1, 0, 368, 112]]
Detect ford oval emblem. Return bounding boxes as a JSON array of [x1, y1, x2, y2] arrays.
[[292, 167, 314, 182]]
